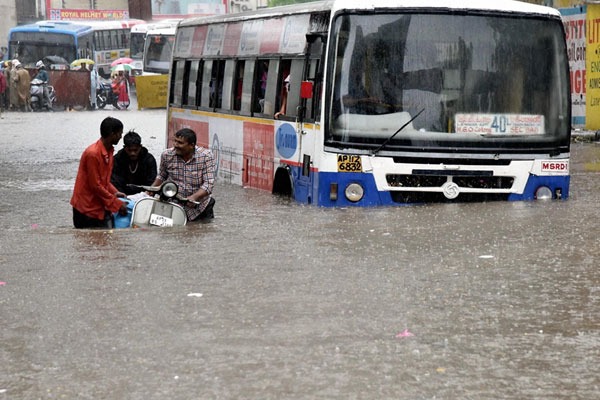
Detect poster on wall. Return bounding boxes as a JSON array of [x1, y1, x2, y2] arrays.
[[560, 6, 586, 129], [586, 5, 600, 130]]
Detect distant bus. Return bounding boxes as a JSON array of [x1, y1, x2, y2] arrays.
[[130, 20, 181, 75], [81, 19, 145, 76], [168, 0, 571, 206], [8, 19, 144, 76], [8, 21, 94, 68], [143, 26, 176, 75]]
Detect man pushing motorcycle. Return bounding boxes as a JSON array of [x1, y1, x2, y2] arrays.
[[71, 116, 129, 229], [151, 128, 216, 221]]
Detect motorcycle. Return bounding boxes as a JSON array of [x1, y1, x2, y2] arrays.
[[30, 78, 56, 111], [113, 181, 198, 228], [96, 80, 120, 110], [96, 78, 129, 110]]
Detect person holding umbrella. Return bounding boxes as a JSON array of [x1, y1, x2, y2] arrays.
[[111, 68, 130, 110]]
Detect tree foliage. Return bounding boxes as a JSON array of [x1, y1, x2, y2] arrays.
[[268, 0, 316, 7]]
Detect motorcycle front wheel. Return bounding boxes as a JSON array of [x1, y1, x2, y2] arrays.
[[97, 94, 107, 109], [30, 98, 41, 112]]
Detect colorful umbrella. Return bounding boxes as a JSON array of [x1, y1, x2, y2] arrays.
[[70, 58, 95, 67], [111, 63, 134, 73], [111, 57, 134, 67]]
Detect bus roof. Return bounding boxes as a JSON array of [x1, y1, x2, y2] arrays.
[[10, 21, 93, 35], [146, 26, 177, 36], [78, 19, 146, 30], [179, 1, 333, 27], [331, 0, 561, 17], [179, 0, 559, 27], [131, 19, 182, 34]]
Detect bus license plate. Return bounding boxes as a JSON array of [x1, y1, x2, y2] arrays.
[[337, 155, 362, 172], [150, 214, 173, 227]]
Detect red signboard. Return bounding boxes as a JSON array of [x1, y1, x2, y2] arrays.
[[48, 8, 130, 20], [243, 122, 274, 191]]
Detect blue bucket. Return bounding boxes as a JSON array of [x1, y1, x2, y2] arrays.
[[113, 198, 135, 228]]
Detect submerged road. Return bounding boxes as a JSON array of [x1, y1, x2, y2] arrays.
[[0, 109, 599, 399]]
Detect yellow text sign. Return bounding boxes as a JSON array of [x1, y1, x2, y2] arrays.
[[135, 74, 169, 110]]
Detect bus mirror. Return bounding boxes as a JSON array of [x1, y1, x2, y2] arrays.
[[301, 81, 313, 99]]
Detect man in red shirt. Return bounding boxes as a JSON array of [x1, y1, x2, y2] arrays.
[[71, 116, 129, 228]]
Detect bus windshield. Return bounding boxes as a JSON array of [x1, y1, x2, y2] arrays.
[[130, 32, 146, 60], [144, 33, 175, 74], [9, 32, 77, 65], [327, 12, 570, 154]]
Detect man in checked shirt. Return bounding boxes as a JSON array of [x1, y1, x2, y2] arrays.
[[151, 128, 216, 221]]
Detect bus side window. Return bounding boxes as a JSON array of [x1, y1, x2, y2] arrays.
[[253, 59, 269, 114], [191, 60, 204, 107], [172, 60, 186, 105], [240, 60, 255, 114], [102, 31, 111, 50], [232, 60, 245, 111], [274, 60, 292, 119], [182, 61, 191, 105], [209, 60, 225, 109], [262, 59, 281, 116], [221, 60, 236, 111], [200, 60, 213, 109]]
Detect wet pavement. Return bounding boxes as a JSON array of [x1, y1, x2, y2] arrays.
[[0, 108, 599, 399]]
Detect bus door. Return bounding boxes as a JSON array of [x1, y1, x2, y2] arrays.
[[288, 35, 325, 204], [283, 58, 314, 202]]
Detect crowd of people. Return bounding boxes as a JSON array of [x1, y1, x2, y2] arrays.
[[0, 58, 133, 114], [0, 59, 34, 114], [71, 116, 216, 229]]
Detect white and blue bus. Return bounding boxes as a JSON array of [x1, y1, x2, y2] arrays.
[[8, 21, 94, 68], [168, 0, 571, 206]]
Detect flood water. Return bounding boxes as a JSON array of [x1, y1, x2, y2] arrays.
[[1, 109, 599, 399]]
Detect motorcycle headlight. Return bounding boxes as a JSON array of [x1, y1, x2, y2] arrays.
[[161, 182, 178, 198]]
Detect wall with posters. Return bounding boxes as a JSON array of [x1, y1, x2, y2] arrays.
[[561, 6, 586, 128], [46, 0, 130, 20], [585, 4, 600, 129]]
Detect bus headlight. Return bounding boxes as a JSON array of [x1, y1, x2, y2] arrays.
[[344, 183, 364, 202], [535, 186, 553, 200]]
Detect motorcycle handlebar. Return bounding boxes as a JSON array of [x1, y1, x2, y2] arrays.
[[125, 184, 201, 205]]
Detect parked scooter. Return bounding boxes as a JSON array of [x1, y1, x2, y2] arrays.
[[114, 181, 199, 228], [30, 79, 56, 111]]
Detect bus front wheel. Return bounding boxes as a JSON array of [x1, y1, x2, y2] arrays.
[[272, 167, 293, 197]]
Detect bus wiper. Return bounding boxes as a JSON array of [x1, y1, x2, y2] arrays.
[[372, 108, 425, 156]]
